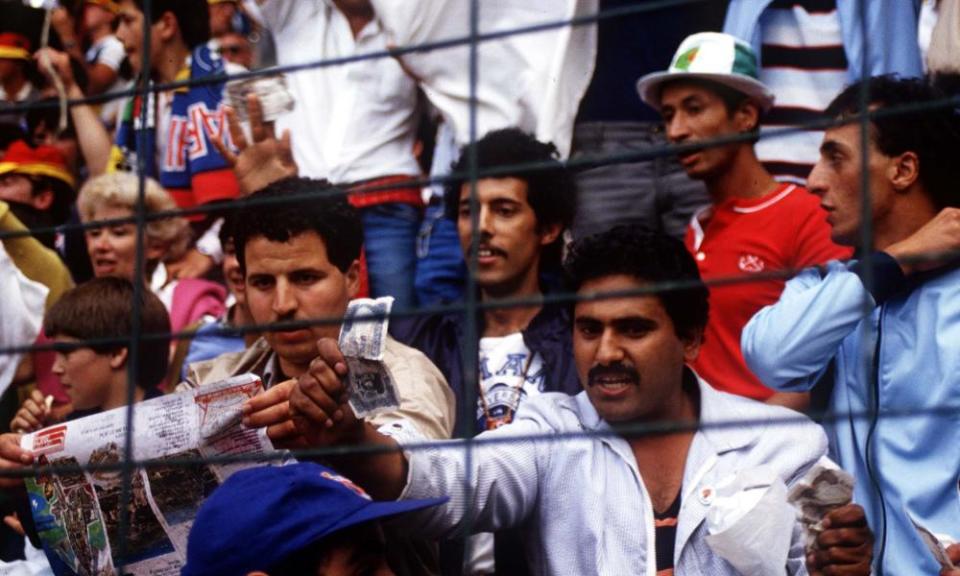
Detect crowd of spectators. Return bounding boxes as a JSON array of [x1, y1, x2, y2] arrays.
[[1, 0, 959, 575]]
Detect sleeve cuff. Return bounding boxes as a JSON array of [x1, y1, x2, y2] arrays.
[[850, 252, 908, 304]]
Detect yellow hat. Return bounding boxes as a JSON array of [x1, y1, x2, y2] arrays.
[[0, 141, 76, 190], [84, 0, 121, 14]]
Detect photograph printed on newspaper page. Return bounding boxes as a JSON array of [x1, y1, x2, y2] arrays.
[[18, 373, 284, 576]]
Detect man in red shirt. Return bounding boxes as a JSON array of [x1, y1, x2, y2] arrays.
[[637, 32, 851, 409]]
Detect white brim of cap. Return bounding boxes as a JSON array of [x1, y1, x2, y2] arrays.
[[636, 71, 775, 112]]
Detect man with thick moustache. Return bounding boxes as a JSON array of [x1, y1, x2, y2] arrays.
[[183, 177, 454, 446], [253, 227, 873, 575]]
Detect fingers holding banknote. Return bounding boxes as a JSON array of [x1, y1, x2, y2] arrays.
[[289, 338, 362, 447]]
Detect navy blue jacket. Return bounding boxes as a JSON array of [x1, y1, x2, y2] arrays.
[[390, 300, 582, 439]]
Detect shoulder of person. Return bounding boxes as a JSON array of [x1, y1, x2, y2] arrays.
[[701, 383, 828, 476], [780, 184, 831, 221], [184, 337, 271, 388], [384, 336, 446, 382], [388, 311, 456, 346], [512, 391, 587, 434]]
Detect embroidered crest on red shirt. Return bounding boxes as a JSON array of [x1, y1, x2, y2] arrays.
[[738, 254, 765, 273]]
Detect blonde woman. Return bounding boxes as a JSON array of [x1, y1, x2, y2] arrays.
[[77, 172, 226, 335]]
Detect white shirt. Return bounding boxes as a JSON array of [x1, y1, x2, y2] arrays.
[[476, 333, 544, 431], [399, 377, 825, 575], [258, 0, 421, 183], [0, 81, 35, 104], [86, 35, 128, 125], [0, 539, 54, 576], [0, 242, 48, 398], [471, 332, 545, 575], [370, 0, 598, 158], [85, 35, 125, 71]]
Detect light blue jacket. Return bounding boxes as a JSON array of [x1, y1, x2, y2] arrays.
[[724, 0, 923, 82], [743, 255, 960, 575]]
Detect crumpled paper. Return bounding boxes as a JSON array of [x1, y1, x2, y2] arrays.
[[786, 457, 854, 552], [704, 465, 795, 575]]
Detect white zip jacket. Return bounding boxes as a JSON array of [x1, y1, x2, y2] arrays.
[[397, 375, 825, 575]]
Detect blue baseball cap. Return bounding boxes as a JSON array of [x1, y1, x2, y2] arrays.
[[181, 463, 447, 575]]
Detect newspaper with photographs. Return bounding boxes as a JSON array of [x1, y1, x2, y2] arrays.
[[19, 373, 283, 576]]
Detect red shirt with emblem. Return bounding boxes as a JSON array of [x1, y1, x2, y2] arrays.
[[684, 183, 852, 399]]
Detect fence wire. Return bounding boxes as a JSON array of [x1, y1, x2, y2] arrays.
[[0, 0, 957, 574]]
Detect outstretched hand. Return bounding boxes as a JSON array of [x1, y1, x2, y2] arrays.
[[212, 93, 297, 196]]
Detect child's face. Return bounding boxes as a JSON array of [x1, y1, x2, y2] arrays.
[[51, 336, 117, 412]]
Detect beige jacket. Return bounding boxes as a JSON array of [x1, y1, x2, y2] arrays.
[[183, 336, 456, 440]]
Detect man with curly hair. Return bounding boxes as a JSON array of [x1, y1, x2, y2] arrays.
[[281, 226, 873, 575]]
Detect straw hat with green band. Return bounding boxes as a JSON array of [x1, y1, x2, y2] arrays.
[[0, 33, 31, 61], [637, 32, 775, 112]]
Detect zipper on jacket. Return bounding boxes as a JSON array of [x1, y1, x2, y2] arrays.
[[864, 304, 888, 575]]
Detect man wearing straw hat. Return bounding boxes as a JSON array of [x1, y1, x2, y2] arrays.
[[636, 32, 849, 409]]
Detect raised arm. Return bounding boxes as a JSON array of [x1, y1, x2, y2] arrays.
[[744, 207, 960, 392], [35, 48, 114, 176], [741, 262, 874, 392]]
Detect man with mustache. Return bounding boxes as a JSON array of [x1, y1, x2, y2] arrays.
[[390, 128, 580, 573], [180, 178, 455, 574], [266, 226, 872, 575], [392, 128, 581, 437], [637, 32, 851, 410], [182, 177, 454, 447]]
